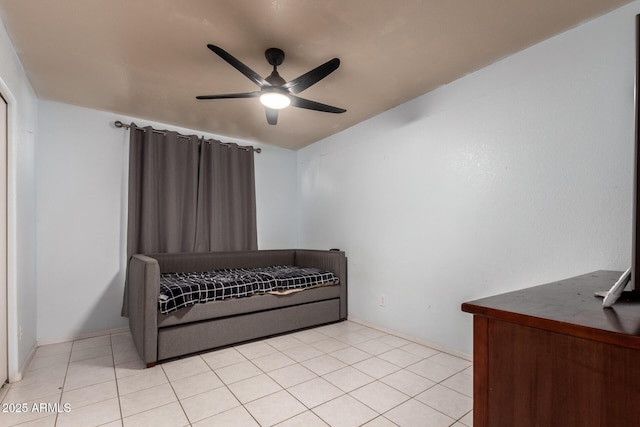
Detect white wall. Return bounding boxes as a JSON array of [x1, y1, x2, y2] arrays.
[[24, 0, 640, 355], [298, 2, 640, 357], [0, 18, 38, 379], [35, 101, 298, 344]]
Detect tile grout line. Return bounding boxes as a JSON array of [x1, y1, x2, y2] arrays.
[[455, 408, 473, 427], [301, 338, 472, 425], [280, 386, 327, 425], [231, 340, 294, 425], [212, 365, 264, 426], [248, 341, 329, 424], [53, 342, 73, 426], [211, 339, 326, 425], [268, 340, 399, 425], [408, 368, 473, 426], [216, 331, 446, 424], [110, 333, 125, 426], [0, 379, 9, 405], [29, 322, 472, 426], [161, 355, 204, 427]]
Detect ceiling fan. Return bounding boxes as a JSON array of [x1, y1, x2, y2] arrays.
[[196, 44, 346, 125]]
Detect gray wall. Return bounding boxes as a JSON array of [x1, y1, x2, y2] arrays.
[[0, 17, 38, 379], [7, 1, 640, 361], [35, 100, 299, 344], [297, 2, 638, 356]]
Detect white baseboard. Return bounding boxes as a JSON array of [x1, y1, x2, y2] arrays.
[[347, 316, 472, 362], [9, 343, 37, 383], [36, 326, 130, 347]]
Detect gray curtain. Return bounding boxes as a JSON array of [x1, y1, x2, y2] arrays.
[[194, 141, 258, 251], [126, 127, 201, 255], [122, 124, 257, 315], [127, 125, 257, 255]]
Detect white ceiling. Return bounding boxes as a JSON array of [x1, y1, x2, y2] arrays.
[[0, 0, 632, 150]]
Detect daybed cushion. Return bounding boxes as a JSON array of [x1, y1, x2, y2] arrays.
[[159, 265, 338, 314], [158, 284, 341, 327]]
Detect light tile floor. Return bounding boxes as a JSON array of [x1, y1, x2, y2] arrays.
[[0, 321, 473, 427]]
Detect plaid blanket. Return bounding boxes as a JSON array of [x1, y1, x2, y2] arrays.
[[159, 265, 338, 314]]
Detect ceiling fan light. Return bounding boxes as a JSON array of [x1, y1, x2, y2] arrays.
[[260, 91, 290, 109]]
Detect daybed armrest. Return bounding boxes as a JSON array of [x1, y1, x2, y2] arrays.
[[127, 254, 160, 365], [295, 250, 348, 319]]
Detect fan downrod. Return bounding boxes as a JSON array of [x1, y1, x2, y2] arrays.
[[265, 48, 285, 67]]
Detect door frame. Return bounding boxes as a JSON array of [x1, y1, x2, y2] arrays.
[[0, 77, 19, 382], [0, 90, 6, 385]]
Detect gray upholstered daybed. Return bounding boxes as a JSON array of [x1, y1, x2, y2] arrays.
[[126, 249, 347, 366]]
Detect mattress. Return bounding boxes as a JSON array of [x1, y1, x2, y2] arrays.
[[158, 265, 338, 314]]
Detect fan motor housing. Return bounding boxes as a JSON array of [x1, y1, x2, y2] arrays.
[[265, 48, 285, 66]]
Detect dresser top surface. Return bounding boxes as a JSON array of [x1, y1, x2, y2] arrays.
[[462, 270, 640, 343]]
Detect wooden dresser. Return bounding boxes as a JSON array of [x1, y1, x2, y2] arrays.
[[462, 271, 640, 427]]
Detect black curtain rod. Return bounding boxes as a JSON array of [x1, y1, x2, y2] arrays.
[[114, 120, 261, 153]]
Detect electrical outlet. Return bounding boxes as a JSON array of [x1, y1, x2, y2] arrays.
[[379, 294, 386, 307]]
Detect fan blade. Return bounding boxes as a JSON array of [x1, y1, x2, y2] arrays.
[[196, 91, 260, 100], [284, 58, 340, 94], [207, 44, 269, 88], [289, 95, 346, 113], [265, 108, 278, 125]]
